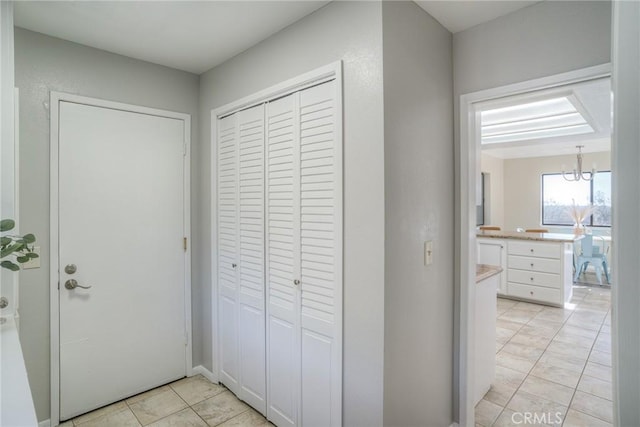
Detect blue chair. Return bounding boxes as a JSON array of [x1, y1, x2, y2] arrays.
[[574, 235, 610, 285]]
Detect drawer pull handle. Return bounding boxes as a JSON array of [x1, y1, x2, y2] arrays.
[[530, 291, 534, 295], [531, 263, 534, 267], [530, 277, 534, 281], [530, 249, 534, 253]]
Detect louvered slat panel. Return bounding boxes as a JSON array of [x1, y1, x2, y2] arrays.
[[266, 94, 298, 427], [237, 105, 266, 414], [217, 114, 239, 395], [299, 80, 340, 427]]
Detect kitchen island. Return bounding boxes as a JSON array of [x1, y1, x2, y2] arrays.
[[477, 230, 582, 306]]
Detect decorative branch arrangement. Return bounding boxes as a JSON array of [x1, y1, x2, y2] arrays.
[[566, 200, 594, 228], [1, 219, 39, 271]]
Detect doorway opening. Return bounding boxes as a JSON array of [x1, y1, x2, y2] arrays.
[[458, 64, 614, 426]]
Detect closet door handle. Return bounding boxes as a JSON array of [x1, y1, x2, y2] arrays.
[[232, 263, 237, 268], [293, 279, 300, 286]]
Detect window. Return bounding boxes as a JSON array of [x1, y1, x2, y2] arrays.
[[541, 171, 611, 227]]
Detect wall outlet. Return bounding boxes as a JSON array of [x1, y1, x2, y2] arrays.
[[22, 246, 40, 269], [424, 241, 433, 266]]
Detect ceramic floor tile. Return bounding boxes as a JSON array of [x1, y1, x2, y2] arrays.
[[545, 341, 591, 360], [170, 375, 226, 405], [192, 391, 249, 426], [519, 375, 575, 406], [513, 301, 545, 313], [593, 335, 611, 354], [74, 407, 141, 427], [147, 408, 207, 427], [537, 351, 587, 374], [491, 409, 536, 427], [506, 390, 567, 422], [530, 360, 582, 389], [496, 318, 525, 332], [496, 326, 517, 344], [483, 382, 518, 407], [73, 401, 129, 425], [583, 361, 612, 382], [498, 309, 537, 324], [496, 350, 536, 374], [59, 422, 73, 427], [533, 308, 572, 323], [564, 315, 603, 331], [474, 399, 503, 427], [525, 318, 563, 334], [128, 387, 188, 425], [570, 390, 613, 424], [217, 408, 271, 427], [557, 324, 599, 340], [577, 375, 612, 400], [494, 365, 528, 389], [509, 332, 552, 349], [589, 350, 612, 367], [562, 409, 612, 427], [518, 324, 559, 339], [501, 342, 545, 360], [551, 333, 595, 350], [497, 298, 518, 310]]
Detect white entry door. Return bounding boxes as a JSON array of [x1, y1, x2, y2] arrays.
[[57, 100, 188, 420]]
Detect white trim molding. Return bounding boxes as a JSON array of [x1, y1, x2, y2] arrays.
[[457, 63, 612, 426], [190, 365, 217, 384], [49, 92, 192, 427]]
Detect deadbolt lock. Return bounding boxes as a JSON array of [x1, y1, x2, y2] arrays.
[[65, 264, 77, 274]]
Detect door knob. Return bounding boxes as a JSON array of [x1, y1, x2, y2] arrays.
[[293, 279, 300, 286], [64, 279, 92, 290], [65, 264, 77, 274]]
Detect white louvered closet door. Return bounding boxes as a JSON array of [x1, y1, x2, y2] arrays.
[[266, 93, 300, 427], [237, 104, 267, 413], [266, 79, 342, 427], [298, 80, 341, 427], [217, 113, 240, 396]]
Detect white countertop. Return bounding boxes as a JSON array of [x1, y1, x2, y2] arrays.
[[1, 315, 38, 427]]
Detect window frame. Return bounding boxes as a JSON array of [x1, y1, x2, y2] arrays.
[[541, 170, 612, 228]]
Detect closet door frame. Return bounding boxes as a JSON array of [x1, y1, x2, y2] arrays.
[[211, 61, 343, 425]]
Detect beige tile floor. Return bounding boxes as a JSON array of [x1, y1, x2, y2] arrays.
[[475, 284, 612, 427], [60, 375, 273, 427]]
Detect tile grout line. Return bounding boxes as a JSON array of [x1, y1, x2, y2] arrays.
[[562, 303, 612, 426], [489, 290, 601, 426]]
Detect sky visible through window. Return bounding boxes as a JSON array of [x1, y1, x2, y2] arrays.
[[542, 172, 611, 226]]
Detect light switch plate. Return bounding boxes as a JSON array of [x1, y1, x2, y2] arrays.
[[424, 241, 433, 266], [22, 246, 40, 269]]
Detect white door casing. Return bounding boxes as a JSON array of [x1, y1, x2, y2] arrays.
[[51, 94, 191, 425]]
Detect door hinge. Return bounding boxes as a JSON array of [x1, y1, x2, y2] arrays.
[[183, 237, 187, 251], [184, 332, 188, 346]]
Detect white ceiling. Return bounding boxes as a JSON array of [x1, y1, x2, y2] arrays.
[[14, 1, 330, 74], [14, 1, 543, 75], [480, 77, 612, 159], [415, 0, 539, 33]]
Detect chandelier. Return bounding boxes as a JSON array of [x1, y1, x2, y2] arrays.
[[562, 145, 596, 182]]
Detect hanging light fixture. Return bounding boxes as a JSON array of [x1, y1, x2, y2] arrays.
[[562, 145, 596, 182]]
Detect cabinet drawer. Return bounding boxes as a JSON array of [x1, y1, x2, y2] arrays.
[[508, 268, 561, 289], [508, 255, 561, 274], [508, 241, 560, 259], [508, 282, 561, 305]]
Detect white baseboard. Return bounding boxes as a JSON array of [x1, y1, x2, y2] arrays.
[[191, 365, 218, 384], [39, 419, 50, 427]]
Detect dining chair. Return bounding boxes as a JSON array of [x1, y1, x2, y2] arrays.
[[574, 235, 610, 285], [479, 226, 501, 231], [525, 228, 549, 233]]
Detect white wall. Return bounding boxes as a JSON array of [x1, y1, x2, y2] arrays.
[[480, 153, 504, 228], [381, 2, 453, 426], [502, 151, 610, 231], [452, 1, 611, 420], [198, 2, 385, 425], [14, 28, 200, 422]]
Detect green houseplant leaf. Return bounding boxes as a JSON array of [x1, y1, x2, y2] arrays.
[[1, 219, 38, 271], [0, 219, 15, 232]]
